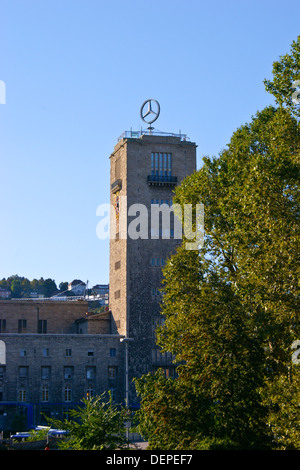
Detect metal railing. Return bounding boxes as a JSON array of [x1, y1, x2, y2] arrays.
[[118, 129, 189, 142]]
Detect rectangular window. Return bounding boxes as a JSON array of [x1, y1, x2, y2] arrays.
[[38, 320, 47, 334], [65, 348, 72, 357], [64, 366, 73, 379], [87, 349, 94, 357], [42, 348, 49, 357], [151, 152, 172, 179], [19, 366, 28, 378], [108, 366, 117, 379], [155, 153, 159, 176], [115, 260, 121, 270], [18, 319, 27, 333], [86, 366, 95, 380], [64, 386, 72, 402], [41, 385, 49, 402], [19, 389, 26, 402], [159, 153, 163, 176], [114, 290, 120, 299], [0, 319, 6, 333], [110, 348, 116, 357], [41, 367, 51, 380], [86, 387, 93, 399], [168, 153, 172, 176], [20, 349, 26, 357], [0, 366, 5, 379], [164, 153, 168, 176]]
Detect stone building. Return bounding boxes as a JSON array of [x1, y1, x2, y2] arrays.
[[109, 130, 197, 401], [0, 300, 123, 431]]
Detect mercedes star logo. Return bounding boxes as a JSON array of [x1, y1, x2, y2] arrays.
[[140, 99, 160, 125]]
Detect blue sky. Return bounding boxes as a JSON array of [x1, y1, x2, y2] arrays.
[[0, 0, 299, 288]]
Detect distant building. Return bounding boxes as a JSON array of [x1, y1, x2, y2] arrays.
[[92, 284, 109, 296], [68, 280, 86, 296], [0, 289, 10, 299]]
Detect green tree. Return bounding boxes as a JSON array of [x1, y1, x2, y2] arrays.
[[10, 278, 22, 298], [136, 66, 300, 448], [264, 35, 300, 118], [59, 281, 68, 292], [48, 394, 128, 450], [43, 278, 58, 298]]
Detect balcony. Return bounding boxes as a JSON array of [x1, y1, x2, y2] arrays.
[[147, 175, 177, 187], [111, 179, 122, 193]]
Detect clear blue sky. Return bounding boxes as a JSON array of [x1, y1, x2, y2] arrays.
[[0, 0, 299, 288]]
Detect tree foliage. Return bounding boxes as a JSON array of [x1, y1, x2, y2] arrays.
[[264, 35, 300, 118], [136, 38, 300, 450], [0, 275, 69, 298], [47, 394, 128, 450]]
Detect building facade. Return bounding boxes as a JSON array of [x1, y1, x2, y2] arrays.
[[109, 132, 197, 401], [0, 300, 124, 431]]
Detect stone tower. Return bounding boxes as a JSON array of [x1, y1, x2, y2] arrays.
[[109, 122, 197, 404]]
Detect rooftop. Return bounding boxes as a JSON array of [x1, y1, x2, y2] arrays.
[[117, 128, 189, 142]]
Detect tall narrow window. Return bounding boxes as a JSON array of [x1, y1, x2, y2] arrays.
[[86, 367, 95, 380], [108, 366, 117, 379], [151, 153, 154, 176], [38, 320, 47, 334], [64, 386, 72, 402], [168, 153, 172, 177], [19, 389, 26, 402], [41, 366, 51, 380], [159, 152, 163, 176], [0, 319, 6, 333], [41, 385, 49, 402], [18, 319, 27, 333], [64, 366, 73, 379], [164, 153, 168, 176]]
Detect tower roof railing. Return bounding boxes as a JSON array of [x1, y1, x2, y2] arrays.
[[118, 129, 189, 142]]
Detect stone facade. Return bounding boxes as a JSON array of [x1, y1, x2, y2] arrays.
[[0, 300, 89, 334], [109, 134, 197, 401], [0, 300, 124, 431]]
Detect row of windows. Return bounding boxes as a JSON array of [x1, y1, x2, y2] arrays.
[[151, 257, 165, 266], [15, 385, 117, 403], [150, 228, 175, 238], [151, 152, 172, 177], [18, 347, 117, 357], [2, 365, 117, 380], [0, 319, 47, 334], [151, 199, 173, 206]]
